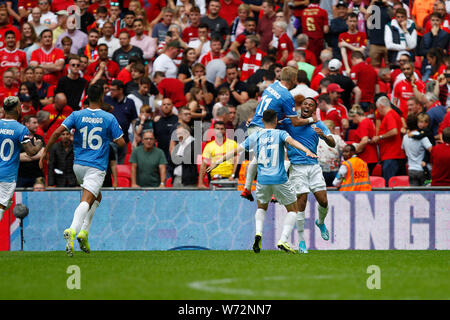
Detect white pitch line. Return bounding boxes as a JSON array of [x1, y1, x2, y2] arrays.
[[188, 275, 340, 299]]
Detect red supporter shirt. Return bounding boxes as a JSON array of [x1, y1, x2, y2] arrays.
[[239, 49, 266, 82], [20, 105, 37, 118], [297, 4, 328, 39], [0, 25, 21, 49], [322, 107, 342, 131], [350, 61, 377, 103], [30, 47, 65, 86], [430, 143, 450, 186], [143, 0, 166, 23], [393, 79, 426, 118], [354, 117, 378, 164], [220, 0, 243, 26], [51, 0, 74, 11], [182, 26, 199, 43], [0, 48, 27, 84], [41, 104, 73, 144], [377, 80, 392, 98], [87, 2, 110, 15], [276, 32, 294, 64], [310, 72, 325, 91], [378, 109, 405, 161], [117, 27, 136, 38], [200, 51, 225, 67], [333, 102, 348, 120], [117, 68, 132, 84], [18, 0, 38, 10], [85, 59, 120, 83], [438, 111, 450, 134], [338, 31, 366, 67], [0, 86, 19, 103], [157, 78, 187, 108]]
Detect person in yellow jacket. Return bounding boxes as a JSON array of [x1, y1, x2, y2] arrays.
[[333, 144, 372, 191]]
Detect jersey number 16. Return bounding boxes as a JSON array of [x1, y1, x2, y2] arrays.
[[80, 126, 103, 150]]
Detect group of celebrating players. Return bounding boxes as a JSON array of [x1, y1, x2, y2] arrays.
[[1, 66, 334, 255]]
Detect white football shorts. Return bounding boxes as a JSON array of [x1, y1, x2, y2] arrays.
[[0, 182, 15, 208], [289, 164, 327, 195], [255, 180, 297, 206], [73, 164, 106, 198]]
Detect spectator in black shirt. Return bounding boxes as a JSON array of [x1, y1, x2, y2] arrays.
[[154, 98, 178, 170], [216, 64, 248, 107], [326, 59, 362, 107], [76, 0, 95, 33], [246, 55, 276, 86], [56, 56, 87, 111], [17, 115, 45, 188], [200, 0, 230, 48], [48, 129, 77, 187], [327, 1, 348, 60], [112, 31, 144, 69], [34, 66, 52, 107]]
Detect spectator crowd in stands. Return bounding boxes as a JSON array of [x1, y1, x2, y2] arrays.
[[0, 0, 450, 189]]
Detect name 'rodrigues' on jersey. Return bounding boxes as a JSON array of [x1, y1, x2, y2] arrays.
[[62, 108, 123, 172], [0, 119, 30, 183], [241, 128, 291, 185], [250, 81, 297, 128]]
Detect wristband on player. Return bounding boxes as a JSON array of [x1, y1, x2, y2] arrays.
[[308, 117, 314, 123], [379, 135, 383, 140]]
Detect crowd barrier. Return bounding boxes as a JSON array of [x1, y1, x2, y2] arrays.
[[3, 190, 449, 251]]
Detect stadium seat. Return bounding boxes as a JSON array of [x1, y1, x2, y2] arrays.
[[126, 142, 132, 154], [165, 177, 173, 188], [369, 176, 386, 188], [388, 176, 410, 187], [116, 164, 131, 178], [372, 163, 382, 177]]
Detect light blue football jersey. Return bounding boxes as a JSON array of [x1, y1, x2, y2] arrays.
[[249, 81, 297, 128], [281, 118, 330, 165], [62, 108, 123, 171], [242, 129, 290, 185], [0, 119, 30, 183]]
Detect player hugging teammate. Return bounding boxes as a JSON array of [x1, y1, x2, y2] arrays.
[[214, 66, 335, 254]]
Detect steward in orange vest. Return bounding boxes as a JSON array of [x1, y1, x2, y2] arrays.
[[333, 144, 372, 191]]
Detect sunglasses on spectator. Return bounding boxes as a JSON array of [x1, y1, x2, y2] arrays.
[[111, 2, 120, 6], [39, 1, 48, 4], [71, 64, 80, 67]]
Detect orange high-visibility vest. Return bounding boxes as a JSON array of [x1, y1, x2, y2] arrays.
[[339, 157, 372, 191], [237, 160, 257, 191]]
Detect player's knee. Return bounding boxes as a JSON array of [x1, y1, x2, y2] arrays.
[[97, 192, 102, 203]]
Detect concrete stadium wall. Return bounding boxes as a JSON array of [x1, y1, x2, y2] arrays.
[[9, 191, 450, 251]]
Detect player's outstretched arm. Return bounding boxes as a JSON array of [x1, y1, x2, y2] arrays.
[[314, 127, 336, 147], [39, 125, 67, 169], [286, 137, 318, 158], [207, 145, 244, 173], [289, 116, 315, 127]]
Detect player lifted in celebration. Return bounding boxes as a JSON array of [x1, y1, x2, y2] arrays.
[[0, 97, 43, 222], [208, 109, 317, 253], [40, 84, 125, 257], [241, 66, 316, 201], [280, 97, 335, 253]]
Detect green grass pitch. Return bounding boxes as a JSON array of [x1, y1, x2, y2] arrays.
[[1, 250, 449, 300]]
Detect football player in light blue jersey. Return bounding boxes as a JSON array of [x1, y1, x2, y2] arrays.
[[0, 97, 43, 222], [280, 97, 336, 253], [241, 67, 317, 202], [208, 109, 317, 254], [40, 84, 126, 257]]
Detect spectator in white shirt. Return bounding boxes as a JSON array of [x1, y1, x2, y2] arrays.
[[152, 40, 181, 78], [98, 21, 121, 59]]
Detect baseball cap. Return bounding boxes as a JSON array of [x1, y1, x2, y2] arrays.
[[56, 10, 69, 16], [336, 0, 347, 7], [328, 59, 342, 72], [327, 83, 344, 93]]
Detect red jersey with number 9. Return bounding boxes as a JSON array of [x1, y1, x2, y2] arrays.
[[298, 4, 328, 39], [30, 47, 65, 86]]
